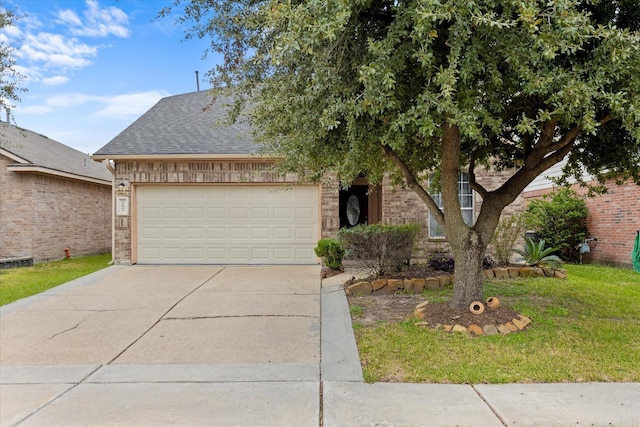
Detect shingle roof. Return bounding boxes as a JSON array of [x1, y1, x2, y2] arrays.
[[0, 124, 112, 182], [93, 91, 256, 156]]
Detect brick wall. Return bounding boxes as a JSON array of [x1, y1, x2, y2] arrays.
[[0, 154, 112, 262], [0, 155, 33, 258], [319, 168, 524, 257], [523, 178, 640, 269], [111, 160, 526, 263]]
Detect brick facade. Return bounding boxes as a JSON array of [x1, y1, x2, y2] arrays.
[[110, 159, 526, 263], [0, 154, 112, 262], [524, 178, 640, 269]]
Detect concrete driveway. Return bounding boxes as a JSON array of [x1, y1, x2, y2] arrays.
[[1, 265, 322, 426], [3, 265, 639, 427]]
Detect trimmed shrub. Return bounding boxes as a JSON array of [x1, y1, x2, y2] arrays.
[[524, 188, 588, 261], [338, 224, 420, 276], [314, 238, 345, 269]]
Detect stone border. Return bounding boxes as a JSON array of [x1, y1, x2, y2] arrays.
[[345, 267, 567, 296], [413, 301, 532, 336]]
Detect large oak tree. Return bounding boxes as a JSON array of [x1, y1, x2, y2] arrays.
[[163, 0, 640, 308]]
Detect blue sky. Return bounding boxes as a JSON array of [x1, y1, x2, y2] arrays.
[[1, 0, 219, 154]]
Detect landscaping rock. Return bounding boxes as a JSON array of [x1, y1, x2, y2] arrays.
[[437, 275, 452, 287], [530, 267, 545, 277], [411, 278, 426, 292], [496, 324, 512, 334], [404, 279, 413, 292], [554, 269, 568, 279], [493, 267, 509, 279], [468, 324, 484, 336], [425, 277, 440, 290], [483, 324, 500, 335], [504, 321, 519, 332], [517, 314, 532, 327], [347, 281, 372, 296], [519, 267, 533, 277], [512, 316, 528, 330], [508, 268, 521, 278], [452, 324, 468, 334], [482, 269, 495, 279], [371, 278, 388, 291], [387, 279, 404, 290]]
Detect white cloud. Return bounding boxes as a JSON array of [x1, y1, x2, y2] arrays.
[[94, 91, 169, 119], [16, 90, 169, 120], [42, 75, 69, 86], [60, 0, 130, 38], [19, 32, 97, 69]]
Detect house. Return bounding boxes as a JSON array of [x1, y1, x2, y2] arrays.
[[93, 91, 525, 265], [524, 163, 640, 269], [0, 124, 112, 263]]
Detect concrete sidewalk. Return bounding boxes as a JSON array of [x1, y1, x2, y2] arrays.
[[1, 265, 639, 426]]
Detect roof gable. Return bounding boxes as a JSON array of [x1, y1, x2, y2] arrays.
[[0, 124, 112, 182], [93, 91, 256, 157]]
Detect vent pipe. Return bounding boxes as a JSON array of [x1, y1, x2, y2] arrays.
[[195, 70, 200, 92]]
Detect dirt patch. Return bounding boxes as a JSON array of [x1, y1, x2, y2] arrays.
[[348, 294, 519, 329]]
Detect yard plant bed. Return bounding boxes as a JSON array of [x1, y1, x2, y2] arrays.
[[348, 264, 640, 384]]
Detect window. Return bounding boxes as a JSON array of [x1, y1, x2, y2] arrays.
[[429, 172, 475, 238]]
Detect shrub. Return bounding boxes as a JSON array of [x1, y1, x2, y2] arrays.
[[427, 250, 497, 273], [514, 237, 563, 269], [491, 212, 526, 265], [524, 188, 588, 261], [314, 238, 345, 269], [427, 250, 455, 273], [338, 223, 420, 276]]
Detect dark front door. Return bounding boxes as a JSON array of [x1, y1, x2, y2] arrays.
[[339, 185, 369, 228]]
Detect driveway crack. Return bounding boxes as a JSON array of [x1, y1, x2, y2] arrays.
[[46, 317, 87, 341]]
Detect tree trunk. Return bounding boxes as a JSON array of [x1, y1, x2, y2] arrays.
[[450, 229, 487, 309]]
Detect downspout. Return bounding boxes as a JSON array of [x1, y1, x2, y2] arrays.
[[104, 159, 116, 265]]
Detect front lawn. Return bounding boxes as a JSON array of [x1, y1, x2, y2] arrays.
[[352, 264, 640, 383], [0, 254, 112, 306]]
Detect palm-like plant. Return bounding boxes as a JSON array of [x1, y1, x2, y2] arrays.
[[514, 237, 562, 269]]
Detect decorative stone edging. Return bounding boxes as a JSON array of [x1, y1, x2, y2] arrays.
[[413, 300, 533, 336], [344, 267, 567, 296]]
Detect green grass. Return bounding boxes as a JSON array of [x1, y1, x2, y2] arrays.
[[0, 254, 112, 306], [354, 264, 640, 384]]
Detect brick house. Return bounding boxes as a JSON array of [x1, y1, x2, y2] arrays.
[[524, 163, 640, 269], [0, 124, 112, 263], [93, 91, 524, 265]]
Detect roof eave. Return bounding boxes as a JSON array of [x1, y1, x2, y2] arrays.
[[91, 153, 279, 162], [7, 165, 112, 185]]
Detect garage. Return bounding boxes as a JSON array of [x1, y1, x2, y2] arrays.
[[135, 185, 319, 264]]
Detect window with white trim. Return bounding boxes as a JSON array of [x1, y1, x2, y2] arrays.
[[429, 172, 475, 238]]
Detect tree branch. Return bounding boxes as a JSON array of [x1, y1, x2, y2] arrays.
[[468, 150, 489, 199], [380, 144, 444, 224]]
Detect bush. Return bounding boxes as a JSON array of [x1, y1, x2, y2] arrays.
[[314, 238, 345, 269], [491, 212, 526, 265], [524, 188, 588, 261], [427, 250, 497, 273], [338, 224, 420, 276]]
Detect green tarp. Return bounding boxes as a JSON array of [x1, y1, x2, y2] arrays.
[[633, 231, 640, 273]]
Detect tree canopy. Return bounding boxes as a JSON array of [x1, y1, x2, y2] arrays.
[[164, 0, 640, 307], [0, 5, 24, 116]]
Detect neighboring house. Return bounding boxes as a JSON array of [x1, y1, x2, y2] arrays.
[[93, 91, 524, 265], [524, 162, 640, 269], [0, 124, 112, 263]]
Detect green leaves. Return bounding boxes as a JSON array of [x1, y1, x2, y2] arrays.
[[514, 237, 563, 269]]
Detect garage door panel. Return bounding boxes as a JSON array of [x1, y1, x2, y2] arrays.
[[137, 185, 318, 264]]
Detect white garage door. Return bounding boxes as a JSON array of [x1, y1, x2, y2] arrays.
[[136, 185, 319, 264]]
